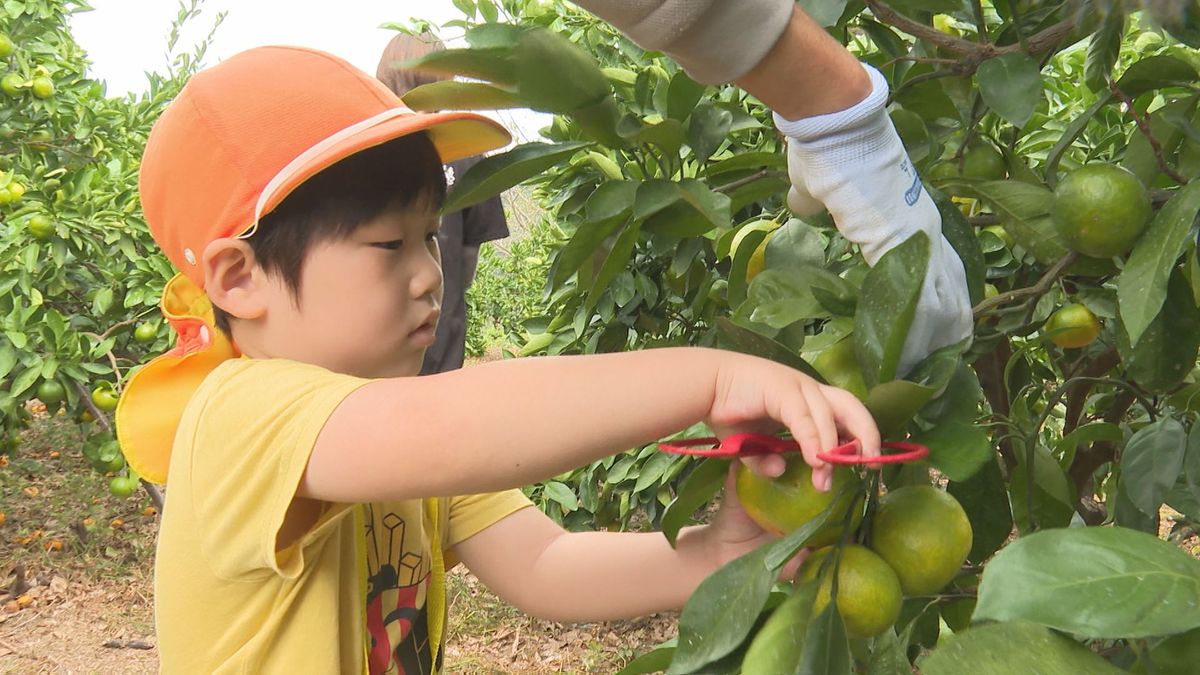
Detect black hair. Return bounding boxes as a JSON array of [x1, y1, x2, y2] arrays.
[[211, 131, 446, 336]]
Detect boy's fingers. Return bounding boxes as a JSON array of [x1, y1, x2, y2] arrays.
[[800, 379, 839, 459], [823, 385, 881, 459], [811, 464, 833, 492], [741, 454, 786, 478]]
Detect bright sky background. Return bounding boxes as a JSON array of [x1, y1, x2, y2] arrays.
[[69, 0, 548, 141]]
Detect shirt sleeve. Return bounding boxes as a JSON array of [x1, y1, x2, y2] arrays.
[[442, 489, 533, 566], [187, 360, 372, 581]]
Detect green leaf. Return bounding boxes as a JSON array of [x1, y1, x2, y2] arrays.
[[797, 603, 851, 675], [977, 53, 1043, 128], [886, 0, 962, 13], [662, 458, 727, 547], [513, 28, 610, 113], [740, 582, 818, 673], [1117, 271, 1200, 392], [854, 232, 930, 386], [764, 486, 848, 568], [0, 344, 16, 381], [1143, 2, 1200, 49], [948, 457, 1013, 563], [10, 366, 40, 398], [615, 640, 677, 675], [542, 481, 579, 512], [1118, 181, 1200, 348], [666, 71, 706, 122], [931, 188, 985, 306], [864, 379, 938, 439], [633, 180, 683, 222], [1115, 55, 1199, 97], [922, 622, 1124, 675], [1054, 422, 1122, 468], [707, 151, 787, 177], [764, 218, 826, 271], [402, 80, 523, 112], [974, 527, 1200, 638], [91, 287, 114, 317], [1118, 417, 1188, 517], [399, 47, 516, 85], [584, 221, 641, 313], [444, 142, 590, 213], [747, 268, 854, 328], [1084, 4, 1125, 92], [632, 451, 678, 492], [549, 213, 629, 289], [669, 546, 775, 673], [795, 0, 852, 27], [620, 118, 685, 156], [1010, 444, 1074, 533], [687, 101, 732, 162], [716, 318, 821, 379], [642, 180, 731, 238], [1045, 94, 1113, 182], [912, 422, 992, 482]]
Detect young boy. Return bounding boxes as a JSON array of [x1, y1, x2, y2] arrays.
[[117, 5, 969, 674]]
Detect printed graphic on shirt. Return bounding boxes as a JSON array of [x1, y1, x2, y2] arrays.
[[364, 504, 442, 675]]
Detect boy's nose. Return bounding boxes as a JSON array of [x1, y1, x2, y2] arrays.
[[410, 246, 443, 300]]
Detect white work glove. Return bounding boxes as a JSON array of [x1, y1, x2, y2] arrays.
[[774, 64, 973, 376], [571, 0, 792, 84]]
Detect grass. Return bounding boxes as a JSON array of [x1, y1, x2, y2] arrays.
[[0, 409, 158, 592]]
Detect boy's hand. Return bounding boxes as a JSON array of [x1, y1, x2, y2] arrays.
[[701, 464, 809, 577], [708, 352, 879, 491]]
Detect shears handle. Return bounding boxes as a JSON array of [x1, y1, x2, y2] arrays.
[[657, 433, 929, 465]]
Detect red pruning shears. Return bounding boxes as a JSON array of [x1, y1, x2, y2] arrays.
[[657, 432, 929, 465]]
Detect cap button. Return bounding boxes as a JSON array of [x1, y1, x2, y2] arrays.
[[184, 248, 196, 265]]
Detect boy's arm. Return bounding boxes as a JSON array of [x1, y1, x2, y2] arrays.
[[451, 506, 731, 621], [299, 348, 879, 503], [453, 465, 790, 622]]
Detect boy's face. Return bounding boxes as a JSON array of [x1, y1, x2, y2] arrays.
[[254, 200, 443, 379]]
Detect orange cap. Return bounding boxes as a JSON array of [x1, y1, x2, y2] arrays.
[[118, 46, 512, 483]]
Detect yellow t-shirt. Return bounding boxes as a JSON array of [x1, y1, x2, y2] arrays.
[[155, 358, 532, 674]]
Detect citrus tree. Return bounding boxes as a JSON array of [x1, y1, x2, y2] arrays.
[[400, 0, 1200, 670], [0, 0, 220, 505]]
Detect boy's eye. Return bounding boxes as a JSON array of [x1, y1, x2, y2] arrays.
[[372, 239, 403, 251]]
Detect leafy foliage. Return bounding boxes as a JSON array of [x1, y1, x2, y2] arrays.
[[414, 0, 1200, 670], [0, 0, 220, 493]]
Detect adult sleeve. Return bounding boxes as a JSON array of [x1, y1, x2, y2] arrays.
[[571, 0, 793, 84]]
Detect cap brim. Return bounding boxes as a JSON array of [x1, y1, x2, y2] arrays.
[[251, 111, 511, 232]]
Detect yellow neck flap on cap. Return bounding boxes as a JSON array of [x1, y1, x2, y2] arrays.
[[115, 274, 239, 484]]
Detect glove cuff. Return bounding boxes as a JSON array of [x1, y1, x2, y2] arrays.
[[772, 64, 890, 140]]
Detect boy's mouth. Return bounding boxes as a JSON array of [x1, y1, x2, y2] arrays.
[[409, 311, 440, 346]]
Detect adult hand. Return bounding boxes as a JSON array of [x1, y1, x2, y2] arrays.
[[776, 65, 973, 374]]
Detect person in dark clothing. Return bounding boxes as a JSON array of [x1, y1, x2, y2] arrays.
[[376, 33, 510, 374]]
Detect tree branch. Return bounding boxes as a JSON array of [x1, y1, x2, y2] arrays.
[[972, 251, 1078, 317], [73, 381, 165, 512], [865, 0, 1078, 80], [1110, 82, 1189, 185]]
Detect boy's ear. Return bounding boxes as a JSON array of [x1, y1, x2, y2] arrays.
[[201, 238, 269, 320]]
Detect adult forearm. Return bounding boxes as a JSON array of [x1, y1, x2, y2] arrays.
[[735, 7, 872, 120]]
